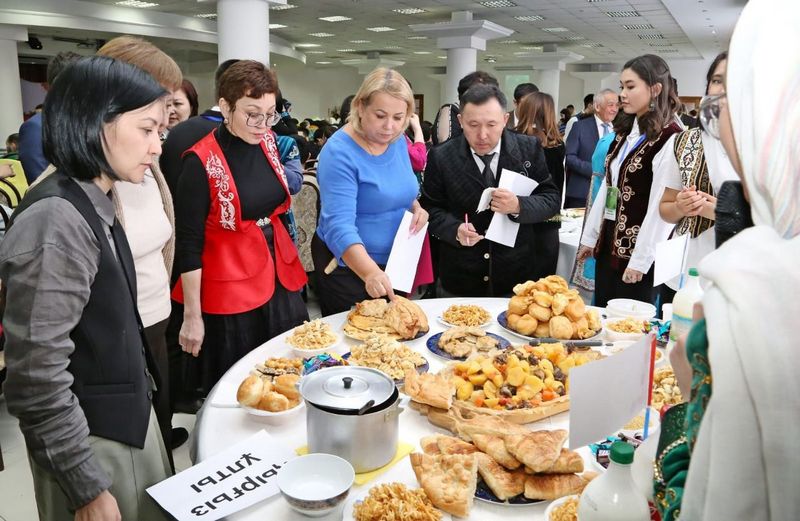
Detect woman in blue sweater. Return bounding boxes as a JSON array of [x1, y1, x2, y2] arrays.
[[313, 68, 428, 315]]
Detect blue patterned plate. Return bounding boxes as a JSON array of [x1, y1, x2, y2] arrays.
[[475, 479, 544, 506], [497, 311, 602, 342], [426, 331, 511, 361]]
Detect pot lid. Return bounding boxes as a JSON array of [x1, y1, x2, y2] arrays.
[[300, 366, 395, 412]]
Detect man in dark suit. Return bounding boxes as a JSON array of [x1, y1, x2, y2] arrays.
[[505, 82, 539, 130], [421, 84, 560, 297], [564, 88, 619, 208]]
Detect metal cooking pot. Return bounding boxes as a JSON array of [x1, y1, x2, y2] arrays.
[[299, 366, 404, 473]]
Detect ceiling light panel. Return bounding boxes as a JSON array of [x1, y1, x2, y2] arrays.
[[195, 13, 216, 19], [563, 36, 586, 40], [542, 27, 569, 32], [638, 33, 665, 40], [649, 42, 672, 47], [319, 16, 352, 22], [393, 8, 427, 14], [515, 15, 544, 21], [407, 36, 428, 40], [115, 0, 158, 7], [413, 51, 432, 54], [269, 24, 287, 29], [498, 40, 519, 44], [480, 1, 517, 8], [367, 26, 396, 32], [309, 32, 335, 37], [623, 23, 654, 30], [605, 10, 640, 18], [337, 49, 356, 52], [316, 61, 332, 64], [271, 4, 297, 10], [295, 43, 321, 48], [350, 40, 371, 43], [306, 51, 325, 54]]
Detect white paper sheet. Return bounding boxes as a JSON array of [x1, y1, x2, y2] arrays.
[[384, 210, 428, 293], [653, 234, 689, 286], [483, 169, 539, 247], [477, 187, 496, 212], [568, 334, 654, 449], [147, 430, 295, 521]]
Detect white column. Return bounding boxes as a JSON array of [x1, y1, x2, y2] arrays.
[[445, 47, 477, 103], [217, 0, 270, 65], [537, 69, 561, 110], [0, 25, 26, 142], [410, 11, 512, 104], [570, 71, 618, 99]]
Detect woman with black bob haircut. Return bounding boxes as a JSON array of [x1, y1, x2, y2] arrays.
[[0, 55, 172, 520], [577, 54, 683, 306]]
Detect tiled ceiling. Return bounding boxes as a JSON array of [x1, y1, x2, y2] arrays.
[[43, 0, 739, 67]]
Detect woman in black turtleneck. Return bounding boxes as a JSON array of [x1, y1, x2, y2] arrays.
[[174, 61, 308, 395]]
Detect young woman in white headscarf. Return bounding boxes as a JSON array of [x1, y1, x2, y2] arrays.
[[653, 1, 800, 519]]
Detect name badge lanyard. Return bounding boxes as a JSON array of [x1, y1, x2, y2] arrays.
[[604, 134, 647, 220]]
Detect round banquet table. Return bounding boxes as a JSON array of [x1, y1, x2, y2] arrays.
[[193, 297, 638, 520]]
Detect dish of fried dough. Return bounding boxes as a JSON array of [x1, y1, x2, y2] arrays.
[[438, 326, 499, 358], [409, 452, 478, 518], [344, 296, 430, 340], [416, 429, 597, 506], [404, 369, 455, 411], [505, 275, 601, 340]]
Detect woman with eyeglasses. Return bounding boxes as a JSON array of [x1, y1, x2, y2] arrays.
[[654, 52, 737, 300], [653, 1, 800, 518], [173, 60, 308, 394], [577, 54, 683, 307]]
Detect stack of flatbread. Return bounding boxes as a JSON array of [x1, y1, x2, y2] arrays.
[[407, 411, 597, 515], [344, 297, 430, 340]]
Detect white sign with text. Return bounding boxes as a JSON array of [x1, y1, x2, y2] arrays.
[[147, 430, 294, 521]]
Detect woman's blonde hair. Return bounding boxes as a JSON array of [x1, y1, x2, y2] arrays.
[[348, 68, 414, 136], [97, 36, 183, 91]]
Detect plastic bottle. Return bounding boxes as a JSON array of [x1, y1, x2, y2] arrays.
[[669, 268, 704, 343], [578, 442, 650, 521]]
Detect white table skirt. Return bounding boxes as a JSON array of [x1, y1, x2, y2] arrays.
[[193, 298, 596, 520]]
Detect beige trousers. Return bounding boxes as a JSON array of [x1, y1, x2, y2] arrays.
[[29, 408, 172, 521]]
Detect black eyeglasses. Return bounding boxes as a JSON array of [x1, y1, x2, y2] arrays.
[[244, 111, 282, 128]]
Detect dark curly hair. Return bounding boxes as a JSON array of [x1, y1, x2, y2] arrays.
[[614, 54, 680, 141]]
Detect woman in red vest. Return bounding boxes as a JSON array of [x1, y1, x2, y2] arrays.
[[173, 60, 308, 393]]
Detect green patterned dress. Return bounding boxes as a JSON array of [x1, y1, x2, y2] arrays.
[[653, 318, 713, 520]]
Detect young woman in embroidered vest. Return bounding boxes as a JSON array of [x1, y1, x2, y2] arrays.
[[0, 56, 172, 521], [515, 91, 564, 280], [577, 54, 683, 307], [313, 68, 428, 316], [655, 53, 738, 300], [173, 61, 308, 394]]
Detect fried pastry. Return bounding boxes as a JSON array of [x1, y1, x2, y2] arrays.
[[256, 390, 290, 412], [471, 434, 521, 470], [356, 298, 389, 318], [544, 275, 570, 294], [551, 293, 569, 316], [409, 452, 478, 518], [237, 374, 267, 408], [515, 314, 539, 336], [533, 291, 553, 308], [420, 435, 443, 455], [586, 309, 602, 331], [439, 327, 497, 358], [523, 472, 597, 500], [506, 313, 522, 330], [524, 449, 584, 474], [564, 297, 586, 322], [273, 373, 300, 400], [404, 370, 454, 410], [571, 316, 591, 340], [436, 435, 480, 455], [534, 322, 551, 338], [454, 412, 530, 441], [504, 429, 568, 472], [548, 316, 574, 340], [385, 296, 429, 339], [475, 452, 526, 501], [508, 295, 531, 315], [528, 303, 552, 322], [513, 280, 536, 296]]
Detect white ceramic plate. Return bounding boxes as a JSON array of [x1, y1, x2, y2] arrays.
[[543, 494, 580, 521], [240, 401, 305, 425], [342, 486, 452, 521], [436, 315, 492, 329]]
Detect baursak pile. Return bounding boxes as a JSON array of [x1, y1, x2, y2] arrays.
[[506, 275, 601, 339]]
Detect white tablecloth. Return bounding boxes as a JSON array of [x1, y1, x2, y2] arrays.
[[194, 298, 593, 520]]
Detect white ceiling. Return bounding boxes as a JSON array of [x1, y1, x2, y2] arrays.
[[24, 0, 747, 67]]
